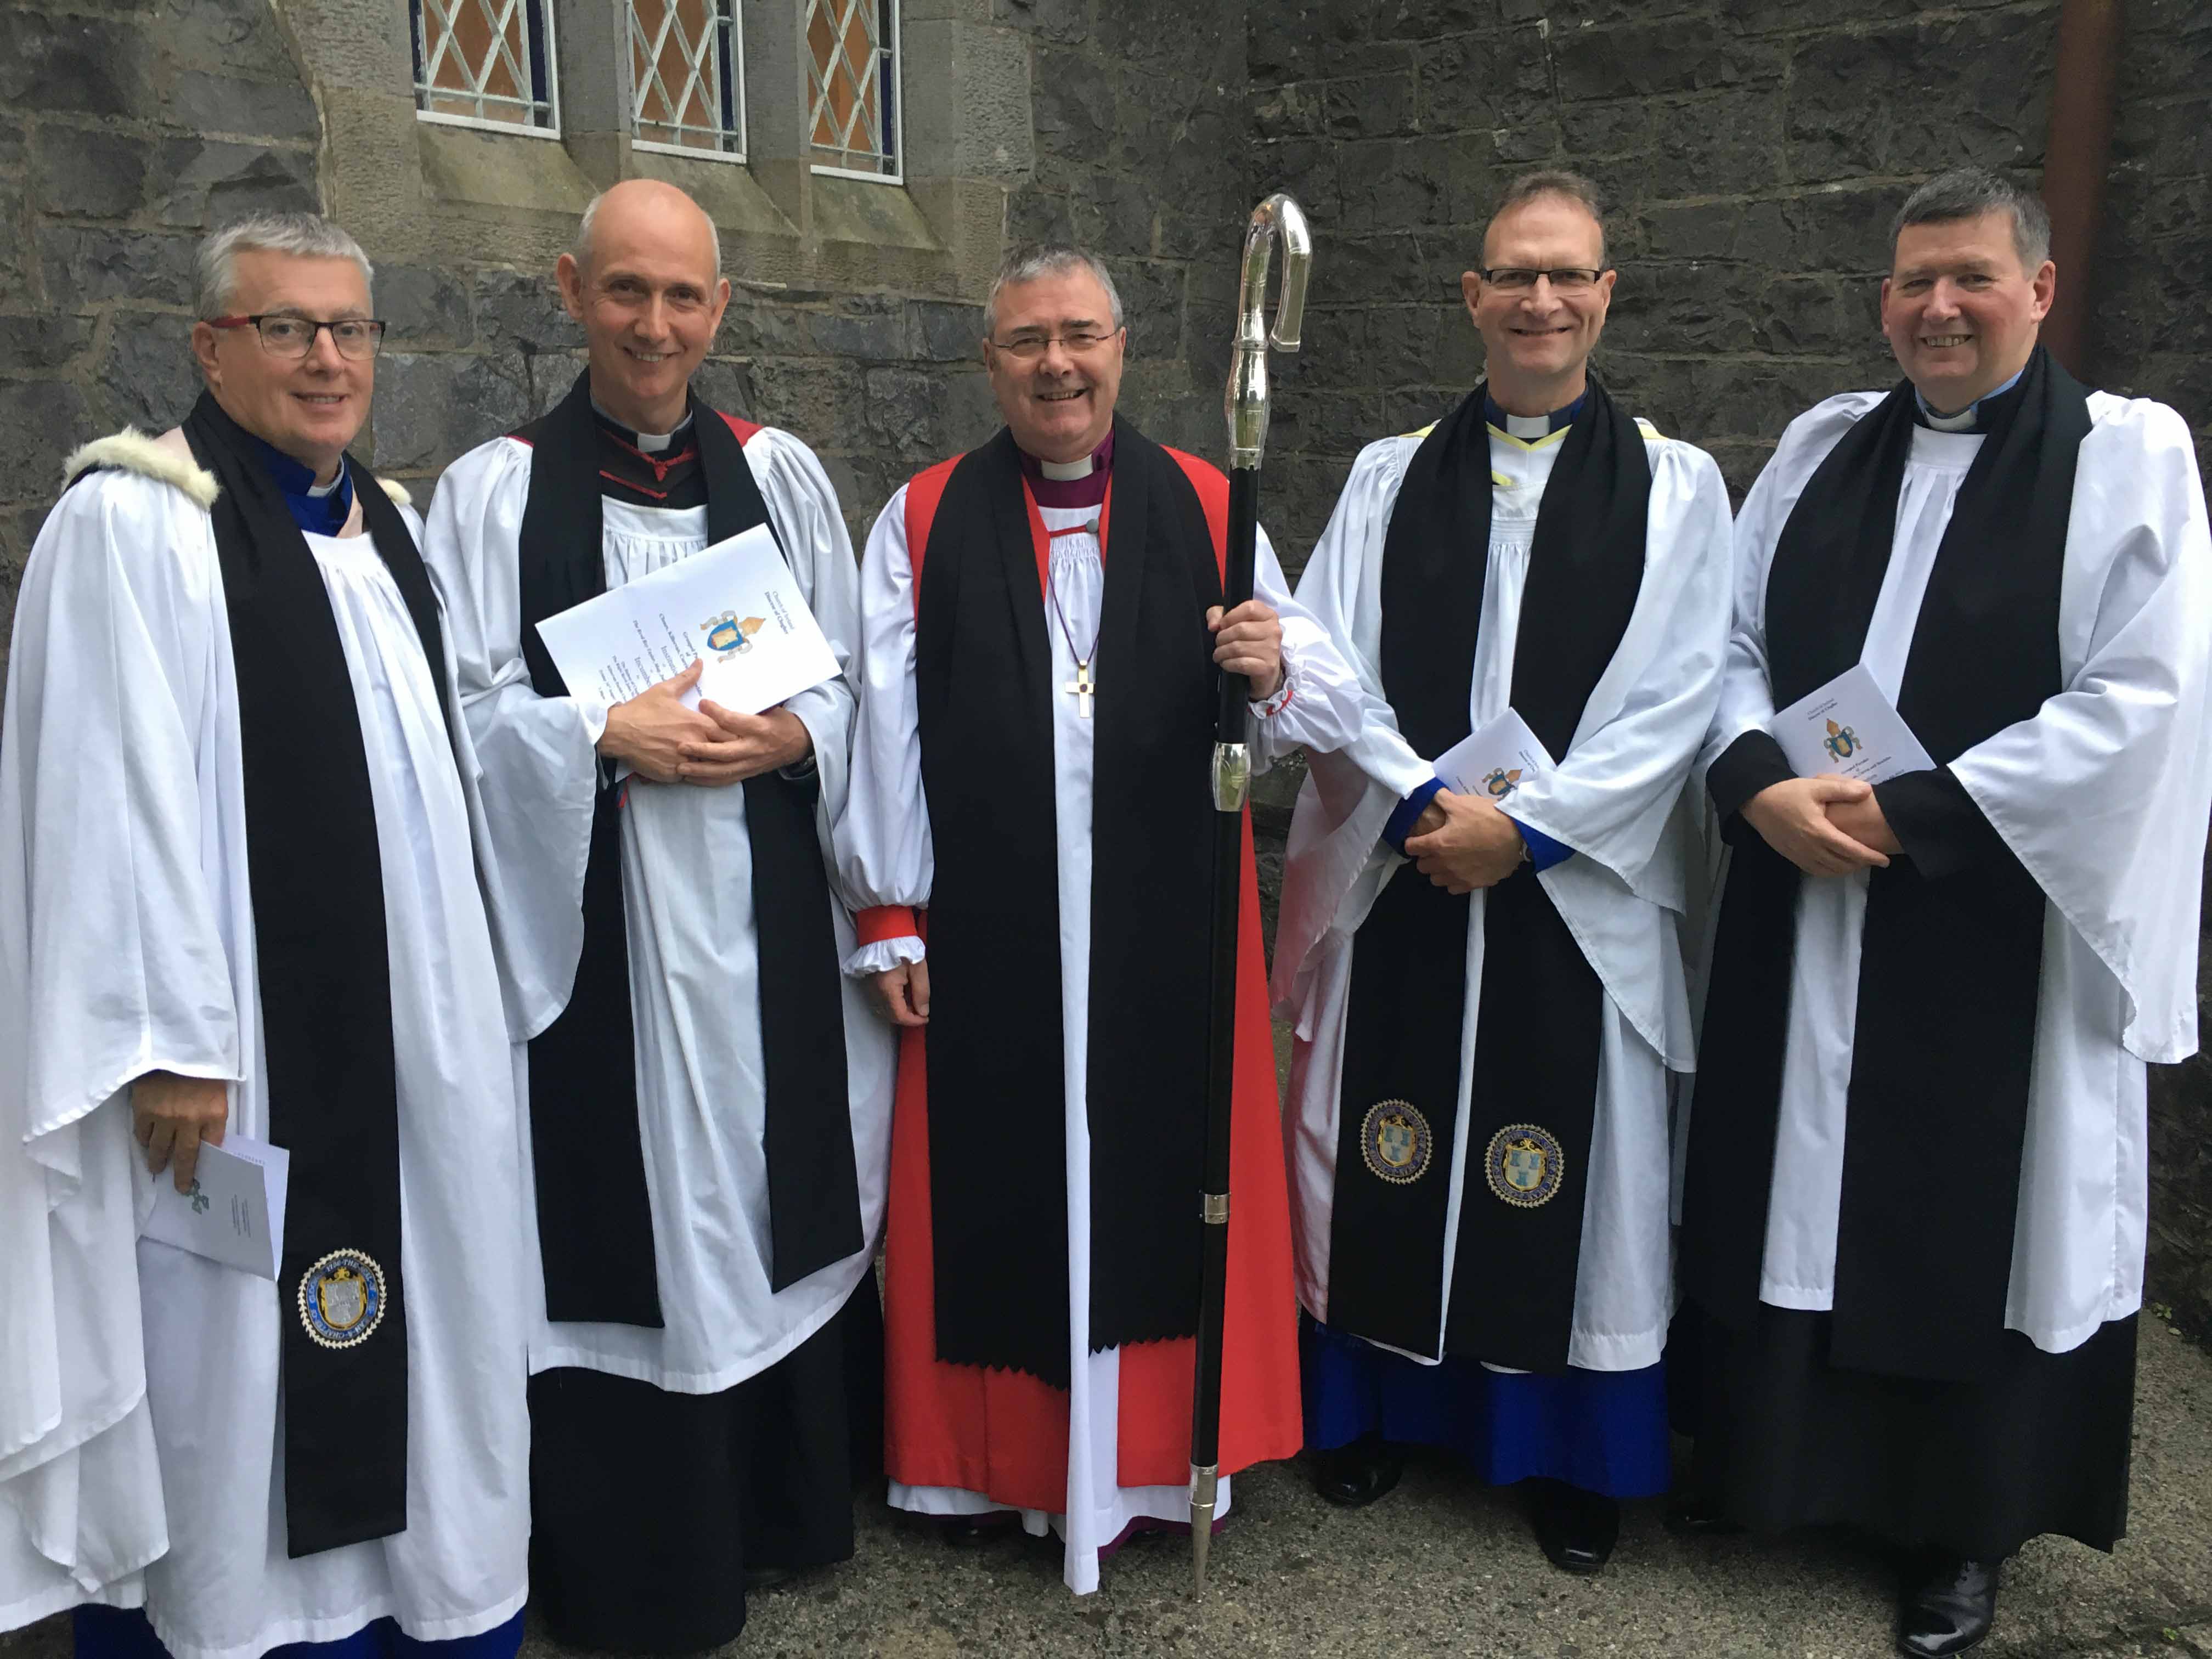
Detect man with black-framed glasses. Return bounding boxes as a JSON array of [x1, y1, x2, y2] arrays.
[[1272, 168, 1733, 1575], [0, 212, 532, 1659]]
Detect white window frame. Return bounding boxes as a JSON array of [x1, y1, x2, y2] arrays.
[[411, 0, 564, 139], [630, 0, 747, 164], [805, 0, 902, 184]]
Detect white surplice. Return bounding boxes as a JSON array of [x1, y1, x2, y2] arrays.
[[1697, 390, 2212, 1353], [840, 486, 1372, 1594], [422, 425, 893, 1393], [0, 437, 531, 1659], [1270, 418, 1734, 1370]]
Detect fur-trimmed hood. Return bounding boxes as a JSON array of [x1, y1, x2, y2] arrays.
[[61, 426, 414, 512]]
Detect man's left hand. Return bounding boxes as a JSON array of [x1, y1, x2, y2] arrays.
[[1403, 788, 1526, 894], [678, 703, 813, 786], [1824, 791, 1902, 857], [1207, 601, 1284, 701]]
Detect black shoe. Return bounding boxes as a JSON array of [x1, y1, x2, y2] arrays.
[[1897, 1556, 2000, 1658], [1663, 1493, 1746, 1537], [941, 1512, 1020, 1547], [743, 1564, 797, 1593], [1311, 1435, 1405, 1507], [1527, 1479, 1619, 1574]]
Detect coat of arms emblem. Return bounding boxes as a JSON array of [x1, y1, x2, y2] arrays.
[[1358, 1098, 1433, 1186], [297, 1248, 390, 1349], [701, 611, 766, 659], [1484, 1122, 1566, 1209], [1483, 766, 1523, 798], [1822, 718, 1859, 762]]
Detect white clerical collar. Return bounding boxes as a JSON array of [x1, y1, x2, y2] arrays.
[[1916, 365, 2025, 432], [1040, 453, 1094, 481], [1503, 412, 1552, 440], [590, 396, 694, 452], [304, 467, 343, 499]]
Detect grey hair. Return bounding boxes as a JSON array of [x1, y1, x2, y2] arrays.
[[1486, 168, 1610, 268], [573, 187, 723, 275], [1891, 167, 2052, 270], [983, 245, 1125, 338], [194, 213, 374, 320]]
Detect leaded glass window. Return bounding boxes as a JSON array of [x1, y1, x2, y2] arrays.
[[806, 0, 900, 180], [410, 0, 559, 133], [631, 0, 744, 159]]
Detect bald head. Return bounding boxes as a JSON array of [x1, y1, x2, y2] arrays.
[[573, 179, 721, 284], [556, 179, 730, 435]]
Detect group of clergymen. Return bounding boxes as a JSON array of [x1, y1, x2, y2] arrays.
[[1, 156, 2205, 1659]]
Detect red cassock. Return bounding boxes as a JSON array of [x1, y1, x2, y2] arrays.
[[856, 447, 1302, 1512]]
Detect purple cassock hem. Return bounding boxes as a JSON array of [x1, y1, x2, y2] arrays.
[[72, 1607, 527, 1659], [1301, 1315, 1673, 1500]]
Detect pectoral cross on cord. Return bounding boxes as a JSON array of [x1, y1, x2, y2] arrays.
[[1046, 520, 1101, 719]]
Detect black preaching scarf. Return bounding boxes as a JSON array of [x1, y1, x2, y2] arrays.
[[912, 420, 1222, 1389], [1682, 348, 2090, 1383], [173, 392, 452, 1558], [1325, 380, 1650, 1372], [513, 370, 862, 1325]]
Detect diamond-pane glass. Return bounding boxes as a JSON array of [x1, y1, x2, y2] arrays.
[[631, 0, 742, 157], [806, 0, 898, 177], [411, 0, 556, 129]]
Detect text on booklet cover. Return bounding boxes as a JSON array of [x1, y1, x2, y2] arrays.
[[140, 1133, 291, 1280], [532, 522, 840, 716], [1434, 707, 1555, 803], [1768, 663, 1936, 786]]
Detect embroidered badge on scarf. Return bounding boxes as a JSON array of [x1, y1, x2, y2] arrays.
[[1360, 1099, 1435, 1186], [1485, 1124, 1566, 1209]]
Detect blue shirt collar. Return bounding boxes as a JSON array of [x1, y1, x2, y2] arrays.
[[246, 431, 354, 536], [1914, 365, 2025, 433], [1483, 387, 1585, 437]]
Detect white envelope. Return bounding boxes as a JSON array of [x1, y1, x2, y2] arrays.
[[532, 522, 840, 717], [141, 1132, 290, 1280], [1433, 706, 1554, 804], [1769, 663, 1936, 786]]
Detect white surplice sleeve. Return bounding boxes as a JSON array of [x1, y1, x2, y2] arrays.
[[837, 486, 932, 976], [0, 467, 246, 1617], [1503, 438, 1735, 909], [1947, 397, 2212, 1064], [746, 430, 862, 872], [1248, 525, 1387, 765], [421, 438, 599, 1041], [1699, 392, 1885, 776], [1269, 436, 1453, 1015]]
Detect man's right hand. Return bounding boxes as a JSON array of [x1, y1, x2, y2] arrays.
[[1741, 775, 1891, 876], [132, 1070, 229, 1194], [595, 661, 732, 785], [870, 960, 931, 1028]]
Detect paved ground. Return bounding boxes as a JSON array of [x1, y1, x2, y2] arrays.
[[9, 1316, 2207, 1659]]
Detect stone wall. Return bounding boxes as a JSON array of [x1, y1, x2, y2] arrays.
[[0, 0, 1248, 657]]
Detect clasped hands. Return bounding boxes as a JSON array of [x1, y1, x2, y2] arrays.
[[1741, 775, 1901, 876], [1402, 789, 1527, 895], [596, 659, 811, 786]]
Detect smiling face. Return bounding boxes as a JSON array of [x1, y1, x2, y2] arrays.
[[984, 266, 1125, 464], [558, 179, 730, 435], [1461, 194, 1616, 415], [190, 249, 373, 482], [1881, 210, 2055, 414]]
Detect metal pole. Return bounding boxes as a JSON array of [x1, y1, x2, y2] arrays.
[[1192, 191, 1310, 1595]]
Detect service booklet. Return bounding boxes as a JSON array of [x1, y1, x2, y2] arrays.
[[532, 522, 840, 716], [1769, 663, 1935, 786], [1434, 706, 1554, 804], [140, 1131, 290, 1280]]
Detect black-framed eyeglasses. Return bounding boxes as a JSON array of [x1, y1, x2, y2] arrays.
[[988, 328, 1121, 361], [1479, 268, 1606, 292], [207, 314, 389, 360]]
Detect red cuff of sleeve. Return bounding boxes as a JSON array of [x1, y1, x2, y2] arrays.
[[856, 905, 919, 946]]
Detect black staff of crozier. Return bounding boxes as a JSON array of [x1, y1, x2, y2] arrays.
[[1190, 190, 1311, 1594]]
